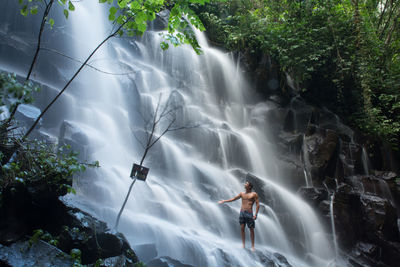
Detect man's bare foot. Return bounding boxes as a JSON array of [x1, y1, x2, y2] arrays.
[[251, 247, 255, 252]]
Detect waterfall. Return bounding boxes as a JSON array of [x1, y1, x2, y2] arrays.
[[0, 1, 336, 266], [329, 194, 338, 260], [302, 134, 313, 188], [361, 146, 371, 175]]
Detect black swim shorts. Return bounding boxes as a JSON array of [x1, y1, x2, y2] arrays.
[[239, 210, 255, 228]]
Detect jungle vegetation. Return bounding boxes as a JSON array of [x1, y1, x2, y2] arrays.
[[196, 0, 400, 149]]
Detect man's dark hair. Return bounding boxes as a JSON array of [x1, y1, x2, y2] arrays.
[[247, 181, 253, 190]]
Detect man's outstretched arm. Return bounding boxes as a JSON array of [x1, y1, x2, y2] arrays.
[[218, 193, 242, 204]]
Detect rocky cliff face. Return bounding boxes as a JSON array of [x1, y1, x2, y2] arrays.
[[240, 51, 400, 266], [0, 168, 138, 267]]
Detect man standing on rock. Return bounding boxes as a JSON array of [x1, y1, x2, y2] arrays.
[[218, 181, 260, 251]]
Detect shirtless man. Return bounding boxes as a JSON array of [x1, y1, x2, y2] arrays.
[[218, 181, 260, 251]]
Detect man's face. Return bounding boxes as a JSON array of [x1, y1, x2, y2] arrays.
[[244, 182, 250, 190]]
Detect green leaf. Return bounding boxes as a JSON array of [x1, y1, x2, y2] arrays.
[[109, 6, 117, 15], [30, 6, 38, 15], [137, 22, 147, 34], [131, 1, 141, 10], [118, 0, 128, 8], [49, 18, 55, 29], [20, 5, 29, 17], [63, 9, 69, 19], [160, 41, 169, 50], [68, 1, 75, 11]]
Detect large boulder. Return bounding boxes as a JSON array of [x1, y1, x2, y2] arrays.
[[14, 104, 42, 130], [0, 180, 138, 266], [0, 240, 74, 267], [332, 184, 363, 249], [297, 186, 328, 208], [57, 204, 138, 265], [329, 181, 400, 266], [58, 120, 90, 160], [359, 194, 399, 242], [303, 126, 339, 183]]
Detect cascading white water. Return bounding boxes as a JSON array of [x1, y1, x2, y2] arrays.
[[302, 134, 313, 188], [361, 146, 371, 175], [329, 194, 338, 260], [1, 1, 337, 266]]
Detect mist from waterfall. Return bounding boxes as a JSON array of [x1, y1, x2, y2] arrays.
[[0, 1, 336, 266]]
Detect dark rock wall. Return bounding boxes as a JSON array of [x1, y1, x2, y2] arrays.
[[0, 179, 138, 266], [239, 50, 400, 266]]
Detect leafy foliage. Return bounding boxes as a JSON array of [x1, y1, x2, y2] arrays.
[[70, 248, 83, 267], [197, 0, 400, 148], [98, 0, 208, 54], [0, 72, 39, 115], [18, 0, 76, 24], [0, 140, 97, 194], [0, 71, 98, 195], [28, 229, 59, 247]]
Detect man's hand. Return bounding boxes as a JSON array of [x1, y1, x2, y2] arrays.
[[218, 200, 225, 204], [253, 214, 257, 220]]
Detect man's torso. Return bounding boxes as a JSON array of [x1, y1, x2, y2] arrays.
[[240, 192, 257, 213]]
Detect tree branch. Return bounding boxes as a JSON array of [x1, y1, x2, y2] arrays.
[[23, 21, 128, 139], [40, 47, 138, 76]]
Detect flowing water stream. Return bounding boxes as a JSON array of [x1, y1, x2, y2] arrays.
[[0, 1, 337, 266]]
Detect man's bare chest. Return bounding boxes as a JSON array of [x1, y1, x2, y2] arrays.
[[242, 193, 255, 201]]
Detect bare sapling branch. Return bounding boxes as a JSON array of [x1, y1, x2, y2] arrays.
[[23, 20, 129, 140], [114, 93, 199, 230]]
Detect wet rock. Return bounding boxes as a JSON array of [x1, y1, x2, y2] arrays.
[[277, 132, 303, 154], [272, 252, 292, 266], [275, 155, 305, 190], [91, 255, 135, 267], [322, 177, 338, 192], [349, 238, 400, 267], [318, 200, 331, 218], [14, 104, 42, 130], [59, 120, 89, 160], [360, 195, 399, 242], [252, 250, 292, 267], [374, 236, 400, 266], [374, 171, 400, 206], [356, 242, 380, 259], [132, 243, 157, 263], [331, 182, 400, 264], [332, 188, 363, 249], [0, 180, 138, 265], [146, 256, 194, 267], [347, 242, 388, 267], [303, 127, 339, 183], [30, 130, 58, 145], [150, 10, 170, 31], [56, 204, 138, 265], [0, 240, 74, 267], [297, 187, 328, 207]]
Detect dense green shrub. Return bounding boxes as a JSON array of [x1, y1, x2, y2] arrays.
[[0, 71, 98, 198], [197, 0, 400, 148]]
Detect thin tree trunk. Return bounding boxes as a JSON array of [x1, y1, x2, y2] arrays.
[[23, 23, 125, 139], [26, 0, 55, 81], [114, 178, 137, 229], [114, 106, 158, 230], [6, 0, 55, 125]]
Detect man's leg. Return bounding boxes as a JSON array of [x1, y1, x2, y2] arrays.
[[240, 224, 245, 248], [250, 228, 255, 251]]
